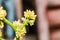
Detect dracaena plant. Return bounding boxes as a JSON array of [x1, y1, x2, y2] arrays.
[[0, 7, 37, 40]]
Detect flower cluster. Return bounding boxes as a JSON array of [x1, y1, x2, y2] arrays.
[[16, 27, 26, 40], [0, 7, 6, 20], [23, 10, 37, 26], [13, 20, 22, 28], [0, 6, 37, 40], [13, 20, 26, 40], [24, 10, 37, 20], [0, 7, 6, 28], [0, 21, 4, 28], [14, 10, 37, 40]]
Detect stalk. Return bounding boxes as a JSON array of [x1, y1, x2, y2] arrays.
[[3, 18, 16, 31]]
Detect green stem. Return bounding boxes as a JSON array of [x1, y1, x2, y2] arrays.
[[23, 19, 29, 26], [3, 18, 16, 31], [20, 19, 29, 29]]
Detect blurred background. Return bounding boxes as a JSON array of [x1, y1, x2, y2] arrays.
[[0, 0, 60, 40]]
